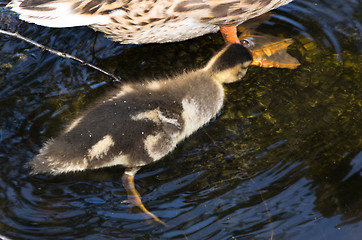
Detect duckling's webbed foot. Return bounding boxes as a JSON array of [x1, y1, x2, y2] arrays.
[[122, 167, 166, 226]]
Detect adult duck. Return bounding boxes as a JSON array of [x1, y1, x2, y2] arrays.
[[7, 0, 293, 44]]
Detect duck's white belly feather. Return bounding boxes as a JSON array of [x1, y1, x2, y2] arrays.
[[91, 17, 219, 43]]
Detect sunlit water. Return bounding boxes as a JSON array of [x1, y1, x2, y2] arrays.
[[0, 0, 361, 239]]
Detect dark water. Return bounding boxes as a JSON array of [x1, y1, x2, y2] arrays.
[[0, 0, 361, 239]]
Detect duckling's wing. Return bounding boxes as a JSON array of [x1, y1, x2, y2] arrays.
[[157, 107, 183, 137]]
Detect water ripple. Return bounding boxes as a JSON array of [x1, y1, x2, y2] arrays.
[[0, 0, 361, 239]]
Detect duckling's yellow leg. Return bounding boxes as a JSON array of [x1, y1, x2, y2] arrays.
[[122, 167, 166, 226], [220, 26, 241, 44]]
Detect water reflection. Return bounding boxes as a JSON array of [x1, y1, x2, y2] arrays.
[[1, 0, 362, 239]]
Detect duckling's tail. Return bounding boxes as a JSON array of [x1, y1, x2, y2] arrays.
[[29, 138, 88, 175], [7, 0, 110, 28]]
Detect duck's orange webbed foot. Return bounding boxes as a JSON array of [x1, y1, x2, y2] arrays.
[[122, 167, 166, 226], [248, 38, 301, 69], [220, 23, 300, 69], [237, 16, 300, 70]]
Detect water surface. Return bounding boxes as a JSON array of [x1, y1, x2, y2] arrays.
[[0, 0, 361, 239]]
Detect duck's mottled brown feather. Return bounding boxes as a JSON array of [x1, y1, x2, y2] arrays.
[[8, 0, 293, 43]]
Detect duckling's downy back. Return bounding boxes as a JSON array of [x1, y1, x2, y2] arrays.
[[30, 44, 252, 175]]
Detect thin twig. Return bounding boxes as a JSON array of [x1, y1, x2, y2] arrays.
[[0, 29, 122, 83], [205, 131, 275, 240]]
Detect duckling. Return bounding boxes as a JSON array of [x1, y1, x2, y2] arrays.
[[30, 44, 253, 225], [7, 0, 293, 44]]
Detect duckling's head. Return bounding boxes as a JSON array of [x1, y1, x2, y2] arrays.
[[205, 44, 253, 84]]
